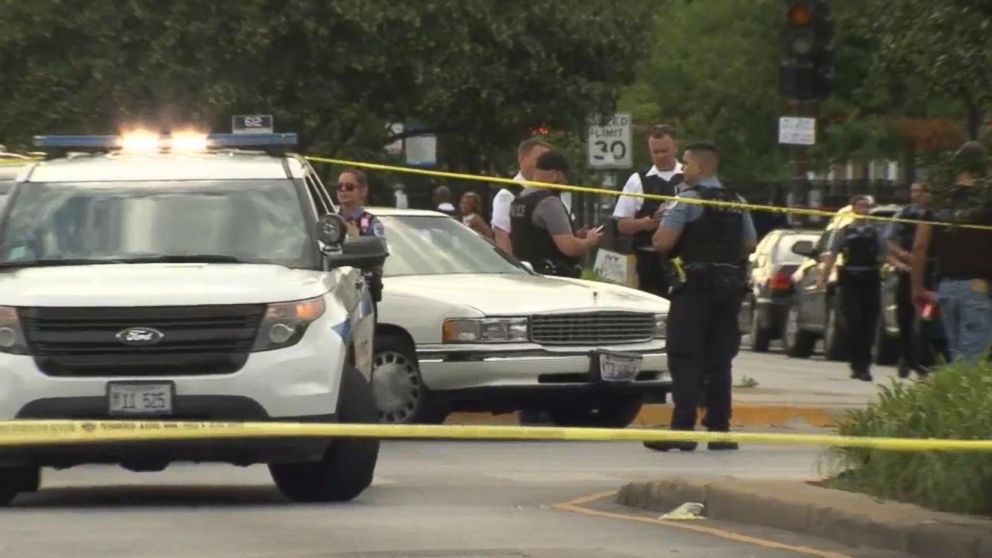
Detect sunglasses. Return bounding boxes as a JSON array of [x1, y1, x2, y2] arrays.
[[337, 183, 359, 192]]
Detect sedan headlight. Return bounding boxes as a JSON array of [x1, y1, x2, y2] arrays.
[[443, 318, 528, 343], [252, 297, 326, 352], [654, 313, 667, 339]]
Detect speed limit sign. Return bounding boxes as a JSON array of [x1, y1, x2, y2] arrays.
[[587, 113, 632, 169]]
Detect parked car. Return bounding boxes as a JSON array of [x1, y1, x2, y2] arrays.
[[738, 228, 821, 351], [784, 205, 901, 362], [372, 209, 671, 428]]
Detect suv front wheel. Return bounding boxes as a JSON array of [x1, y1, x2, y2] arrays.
[[269, 366, 380, 503]]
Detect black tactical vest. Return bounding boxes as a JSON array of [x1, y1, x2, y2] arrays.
[[838, 224, 880, 269], [632, 168, 683, 249], [509, 190, 578, 276], [673, 186, 744, 267]]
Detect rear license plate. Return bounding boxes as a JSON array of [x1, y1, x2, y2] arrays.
[[107, 382, 174, 416], [596, 352, 642, 382]]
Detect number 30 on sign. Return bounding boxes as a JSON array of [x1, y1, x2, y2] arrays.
[[587, 113, 632, 169]]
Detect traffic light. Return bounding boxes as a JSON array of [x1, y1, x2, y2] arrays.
[[780, 0, 834, 101]]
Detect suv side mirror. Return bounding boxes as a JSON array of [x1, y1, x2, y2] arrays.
[[316, 214, 347, 249], [325, 237, 389, 270], [791, 240, 815, 258]]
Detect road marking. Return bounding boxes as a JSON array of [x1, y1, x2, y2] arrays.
[[552, 491, 851, 558]]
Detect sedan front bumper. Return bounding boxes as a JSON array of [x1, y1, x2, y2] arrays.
[[416, 339, 670, 406]]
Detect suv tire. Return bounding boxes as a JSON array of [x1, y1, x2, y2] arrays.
[[784, 305, 815, 358], [749, 307, 772, 353], [823, 302, 848, 361], [269, 366, 380, 503]]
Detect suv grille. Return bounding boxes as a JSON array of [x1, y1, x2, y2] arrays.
[[529, 312, 656, 345], [20, 305, 265, 377]]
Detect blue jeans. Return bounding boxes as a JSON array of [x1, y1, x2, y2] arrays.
[[937, 279, 992, 363]]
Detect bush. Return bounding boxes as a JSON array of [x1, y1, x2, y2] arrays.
[[828, 360, 992, 515]]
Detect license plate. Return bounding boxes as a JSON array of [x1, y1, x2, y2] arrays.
[[598, 352, 642, 382], [107, 382, 173, 416]]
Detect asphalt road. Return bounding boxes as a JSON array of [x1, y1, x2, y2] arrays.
[[1, 441, 907, 558]]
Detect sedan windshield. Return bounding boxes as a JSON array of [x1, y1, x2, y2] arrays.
[[378, 215, 526, 277], [0, 180, 315, 268]]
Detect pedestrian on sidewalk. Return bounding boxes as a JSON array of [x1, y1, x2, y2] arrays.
[[433, 185, 458, 218], [911, 141, 992, 363], [612, 124, 684, 299], [818, 195, 885, 382], [885, 181, 945, 376], [643, 142, 756, 452]]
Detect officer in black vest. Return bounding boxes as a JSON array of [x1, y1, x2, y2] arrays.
[[337, 169, 386, 315], [644, 142, 756, 452], [613, 125, 684, 298], [819, 195, 887, 381], [510, 150, 602, 277], [911, 141, 992, 363]]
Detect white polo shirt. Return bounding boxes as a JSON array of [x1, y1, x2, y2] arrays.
[[612, 162, 684, 219]]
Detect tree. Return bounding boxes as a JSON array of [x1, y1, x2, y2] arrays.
[[0, 0, 654, 176]]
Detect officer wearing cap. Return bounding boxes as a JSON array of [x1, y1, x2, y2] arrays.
[[818, 195, 887, 382], [612, 124, 684, 298], [644, 142, 756, 452], [911, 141, 992, 363], [336, 169, 386, 311], [509, 150, 602, 278]]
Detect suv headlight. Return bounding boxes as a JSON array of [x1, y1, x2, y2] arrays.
[[654, 313, 667, 339], [443, 318, 528, 343], [252, 297, 326, 352], [0, 306, 28, 354]]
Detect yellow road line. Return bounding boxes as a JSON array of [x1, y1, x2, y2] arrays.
[[552, 491, 851, 558]]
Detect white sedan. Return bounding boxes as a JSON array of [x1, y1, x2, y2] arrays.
[[372, 209, 671, 428]]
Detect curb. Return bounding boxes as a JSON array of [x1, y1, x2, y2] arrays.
[[446, 404, 855, 428], [617, 478, 992, 558]]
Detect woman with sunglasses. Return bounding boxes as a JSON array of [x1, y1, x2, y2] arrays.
[[336, 169, 386, 312]]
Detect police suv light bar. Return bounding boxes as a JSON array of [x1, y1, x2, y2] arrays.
[[33, 133, 298, 153]]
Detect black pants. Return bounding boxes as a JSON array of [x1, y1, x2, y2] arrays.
[[635, 249, 671, 299], [666, 278, 743, 432], [840, 270, 880, 372]]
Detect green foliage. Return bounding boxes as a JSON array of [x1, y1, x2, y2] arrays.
[[829, 360, 992, 514], [0, 0, 654, 170], [619, 0, 788, 183]]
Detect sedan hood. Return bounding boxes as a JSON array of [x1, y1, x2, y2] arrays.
[[383, 273, 669, 315], [0, 263, 328, 307]]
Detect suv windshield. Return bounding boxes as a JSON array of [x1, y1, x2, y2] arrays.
[[0, 179, 315, 268], [379, 215, 526, 277]]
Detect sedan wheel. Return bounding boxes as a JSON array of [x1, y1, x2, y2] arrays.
[[371, 334, 447, 424]]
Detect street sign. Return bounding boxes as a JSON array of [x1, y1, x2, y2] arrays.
[[405, 134, 437, 167], [232, 114, 274, 134], [588, 113, 632, 169], [778, 116, 816, 145]]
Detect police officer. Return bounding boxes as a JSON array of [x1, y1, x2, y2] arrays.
[[911, 141, 992, 363], [510, 150, 602, 277], [336, 169, 386, 312], [818, 195, 886, 381], [885, 181, 945, 377], [613, 124, 684, 298], [492, 138, 551, 254], [644, 142, 756, 452]]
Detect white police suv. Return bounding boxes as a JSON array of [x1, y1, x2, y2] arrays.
[[0, 132, 387, 504]]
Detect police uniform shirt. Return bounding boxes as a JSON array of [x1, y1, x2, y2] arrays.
[[516, 187, 573, 235], [490, 172, 528, 233], [340, 206, 386, 239], [827, 222, 885, 271], [659, 176, 757, 243], [613, 162, 685, 219]]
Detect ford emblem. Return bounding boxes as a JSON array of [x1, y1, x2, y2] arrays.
[[116, 327, 165, 346]]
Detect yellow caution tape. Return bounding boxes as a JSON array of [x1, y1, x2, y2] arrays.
[[307, 155, 992, 233], [0, 420, 990, 452]]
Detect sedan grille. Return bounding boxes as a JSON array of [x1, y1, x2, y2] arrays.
[[20, 305, 265, 377], [529, 312, 656, 345]]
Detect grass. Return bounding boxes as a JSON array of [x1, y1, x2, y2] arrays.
[[825, 359, 992, 515]]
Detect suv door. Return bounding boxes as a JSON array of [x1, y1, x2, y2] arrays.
[[794, 229, 831, 332]]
